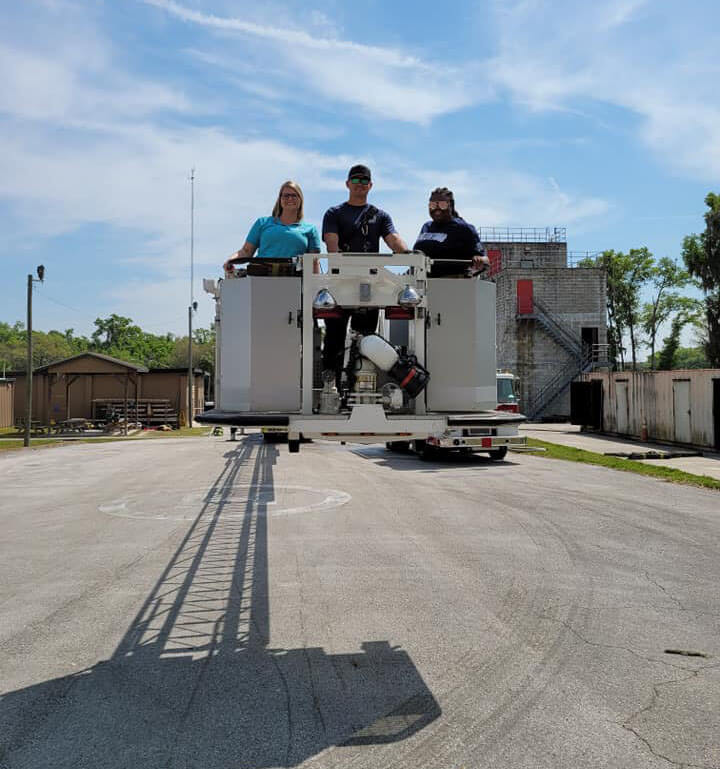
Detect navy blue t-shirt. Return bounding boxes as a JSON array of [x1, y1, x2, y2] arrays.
[[322, 202, 396, 252], [413, 217, 484, 276]]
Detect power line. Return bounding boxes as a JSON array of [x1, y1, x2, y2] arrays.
[[40, 294, 84, 313]]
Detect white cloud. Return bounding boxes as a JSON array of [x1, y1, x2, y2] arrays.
[[142, 0, 481, 123], [0, 42, 190, 125], [602, 0, 649, 29], [382, 166, 610, 247], [487, 0, 720, 178]]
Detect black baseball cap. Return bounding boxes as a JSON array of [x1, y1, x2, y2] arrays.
[[348, 164, 371, 180]]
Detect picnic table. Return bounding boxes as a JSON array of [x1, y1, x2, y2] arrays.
[[14, 419, 50, 435], [53, 418, 93, 434]]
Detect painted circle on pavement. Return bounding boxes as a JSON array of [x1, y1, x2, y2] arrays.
[[99, 484, 351, 521]]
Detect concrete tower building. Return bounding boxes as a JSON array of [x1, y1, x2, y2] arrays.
[[485, 228, 608, 420]]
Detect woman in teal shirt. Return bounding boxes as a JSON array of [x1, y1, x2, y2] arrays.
[[224, 181, 320, 273]]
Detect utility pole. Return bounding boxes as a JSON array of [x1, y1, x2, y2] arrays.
[[187, 168, 195, 428], [24, 266, 45, 447]]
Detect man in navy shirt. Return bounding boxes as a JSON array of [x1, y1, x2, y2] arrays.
[[322, 165, 407, 254], [413, 187, 489, 277], [321, 165, 408, 385]]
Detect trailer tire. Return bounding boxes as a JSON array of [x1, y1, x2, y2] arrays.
[[488, 446, 508, 461], [288, 439, 300, 454], [263, 431, 288, 444], [414, 440, 439, 461], [386, 441, 410, 453]]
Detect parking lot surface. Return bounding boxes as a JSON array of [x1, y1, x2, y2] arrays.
[[1, 434, 719, 768]]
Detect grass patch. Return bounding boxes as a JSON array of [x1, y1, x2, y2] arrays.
[[140, 427, 210, 439], [0, 439, 62, 452], [526, 438, 720, 491], [0, 427, 212, 452]]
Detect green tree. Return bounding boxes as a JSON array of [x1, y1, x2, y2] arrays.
[[639, 257, 692, 368], [91, 314, 174, 368], [0, 322, 92, 371], [2, 316, 213, 374], [91, 315, 142, 351], [655, 302, 703, 370], [682, 192, 720, 366], [657, 317, 682, 370], [579, 250, 624, 368], [618, 248, 655, 370], [168, 326, 216, 381], [673, 346, 710, 369], [579, 248, 654, 370]]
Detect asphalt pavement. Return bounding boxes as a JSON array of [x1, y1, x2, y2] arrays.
[[1, 434, 719, 768]]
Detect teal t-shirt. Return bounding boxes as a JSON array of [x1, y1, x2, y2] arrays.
[[246, 216, 321, 258]]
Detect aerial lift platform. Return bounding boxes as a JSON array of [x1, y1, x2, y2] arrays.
[[198, 252, 526, 456]]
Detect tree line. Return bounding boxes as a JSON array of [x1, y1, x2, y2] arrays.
[[0, 314, 215, 377], [579, 192, 720, 370]]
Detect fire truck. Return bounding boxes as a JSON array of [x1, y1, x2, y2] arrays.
[[198, 252, 526, 458]]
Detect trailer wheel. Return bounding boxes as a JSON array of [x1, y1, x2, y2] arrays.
[[288, 439, 300, 454], [414, 440, 439, 461], [488, 446, 508, 461], [263, 431, 288, 443], [386, 441, 410, 453]]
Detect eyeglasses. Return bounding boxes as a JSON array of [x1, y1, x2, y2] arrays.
[[428, 200, 450, 210], [349, 177, 371, 185], [280, 193, 299, 199]]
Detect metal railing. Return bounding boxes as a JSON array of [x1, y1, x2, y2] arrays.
[[529, 297, 583, 358], [567, 251, 603, 267], [480, 227, 566, 243]]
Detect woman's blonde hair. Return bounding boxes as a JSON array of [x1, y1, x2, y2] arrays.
[[272, 180, 304, 221]]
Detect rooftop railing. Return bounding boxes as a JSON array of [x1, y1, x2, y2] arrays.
[[480, 227, 566, 243], [568, 251, 604, 267]]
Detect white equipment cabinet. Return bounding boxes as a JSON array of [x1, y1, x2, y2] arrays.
[[217, 276, 301, 412], [426, 279, 496, 412]]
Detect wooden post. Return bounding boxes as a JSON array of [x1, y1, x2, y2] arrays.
[[47, 373, 53, 429], [24, 274, 33, 447], [65, 375, 79, 421], [124, 373, 129, 436]]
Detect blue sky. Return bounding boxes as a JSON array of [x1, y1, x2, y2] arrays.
[[1, 0, 718, 341]]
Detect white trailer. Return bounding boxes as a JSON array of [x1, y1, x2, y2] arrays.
[[199, 252, 525, 456]]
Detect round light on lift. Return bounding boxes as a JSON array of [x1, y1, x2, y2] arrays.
[[397, 284, 421, 308], [313, 288, 337, 310]]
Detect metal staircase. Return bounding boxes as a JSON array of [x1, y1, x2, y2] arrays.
[[520, 298, 608, 420], [527, 297, 583, 358], [526, 347, 596, 420]]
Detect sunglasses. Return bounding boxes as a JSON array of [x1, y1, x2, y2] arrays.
[[280, 193, 299, 199], [428, 200, 451, 210], [349, 177, 371, 185]]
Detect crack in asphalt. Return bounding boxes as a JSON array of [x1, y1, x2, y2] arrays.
[[644, 571, 686, 611], [619, 669, 717, 769], [533, 613, 703, 673], [296, 553, 329, 748]]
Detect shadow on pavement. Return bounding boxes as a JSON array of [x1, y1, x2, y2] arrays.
[[0, 436, 439, 768], [349, 444, 520, 471]]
